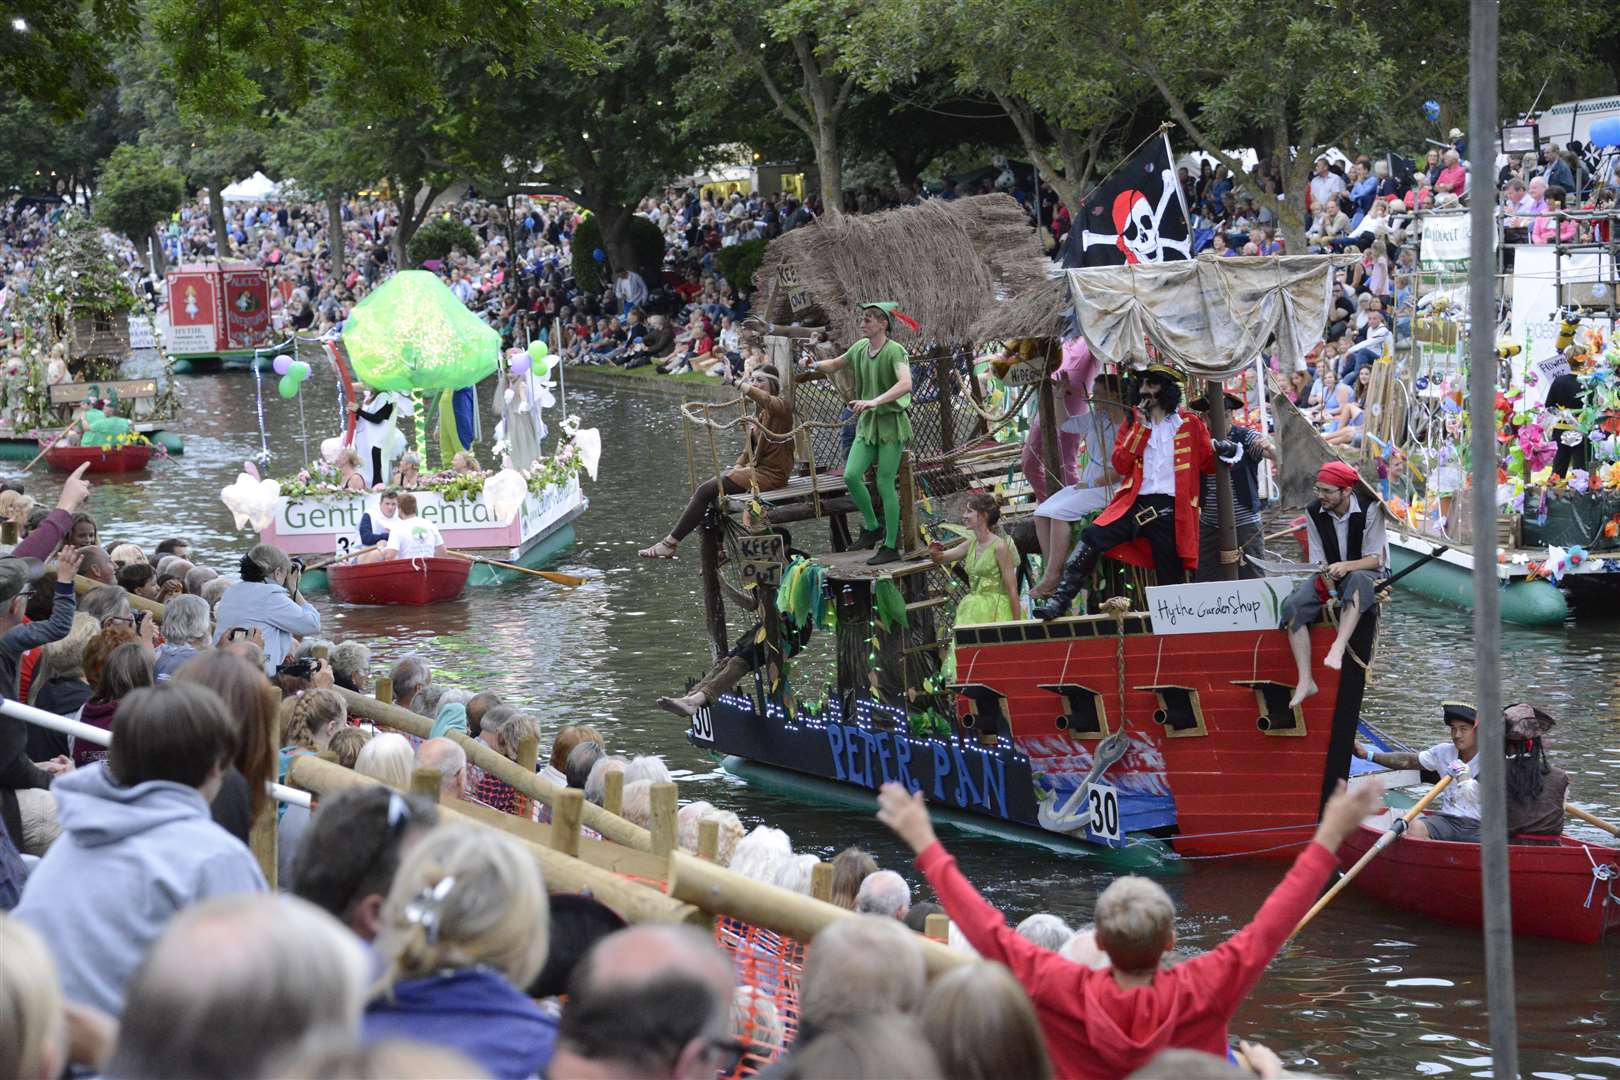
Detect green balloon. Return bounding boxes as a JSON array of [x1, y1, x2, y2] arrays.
[[532, 339, 549, 358], [278, 373, 300, 398], [289, 360, 311, 381]]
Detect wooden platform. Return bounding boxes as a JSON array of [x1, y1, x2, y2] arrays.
[[812, 548, 936, 581], [724, 441, 1025, 513]]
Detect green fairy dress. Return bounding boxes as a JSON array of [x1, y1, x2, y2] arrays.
[[942, 536, 1017, 681]]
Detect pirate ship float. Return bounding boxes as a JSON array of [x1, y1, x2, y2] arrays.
[[673, 194, 1392, 860]]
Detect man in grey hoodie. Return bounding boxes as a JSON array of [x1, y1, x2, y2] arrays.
[[13, 682, 265, 1015]]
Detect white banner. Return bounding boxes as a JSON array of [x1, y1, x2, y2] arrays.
[[1145, 577, 1305, 635], [1418, 212, 1470, 269]]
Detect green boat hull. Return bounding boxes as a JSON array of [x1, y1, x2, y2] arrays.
[[300, 523, 576, 594], [0, 431, 184, 460], [718, 755, 1173, 872], [1388, 543, 1568, 626]]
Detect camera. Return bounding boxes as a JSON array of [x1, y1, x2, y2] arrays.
[[278, 656, 318, 679]]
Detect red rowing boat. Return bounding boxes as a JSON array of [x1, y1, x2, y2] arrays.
[[326, 556, 471, 605], [1338, 817, 1620, 944], [44, 444, 156, 473]]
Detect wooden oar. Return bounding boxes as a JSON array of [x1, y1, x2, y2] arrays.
[[22, 419, 82, 471], [1567, 804, 1620, 838], [302, 544, 379, 573], [445, 549, 587, 587], [1289, 774, 1455, 940]]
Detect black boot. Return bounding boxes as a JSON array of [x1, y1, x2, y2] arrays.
[[1035, 542, 1101, 620]]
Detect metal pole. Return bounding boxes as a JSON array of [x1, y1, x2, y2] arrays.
[[1466, 3, 1516, 1077]]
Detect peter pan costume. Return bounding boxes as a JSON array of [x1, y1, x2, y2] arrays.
[[841, 302, 917, 566]]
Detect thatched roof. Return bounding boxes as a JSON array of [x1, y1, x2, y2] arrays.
[[759, 194, 1051, 346], [966, 274, 1069, 343]]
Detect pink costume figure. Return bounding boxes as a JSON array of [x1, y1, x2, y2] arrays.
[[1021, 336, 1100, 501]]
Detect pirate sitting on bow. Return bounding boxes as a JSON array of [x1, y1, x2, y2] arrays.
[[1036, 365, 1220, 620], [1281, 461, 1388, 707]]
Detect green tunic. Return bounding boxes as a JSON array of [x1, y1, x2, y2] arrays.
[[841, 337, 913, 445]]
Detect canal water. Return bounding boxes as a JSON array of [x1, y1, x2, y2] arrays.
[[45, 369, 1620, 1078]]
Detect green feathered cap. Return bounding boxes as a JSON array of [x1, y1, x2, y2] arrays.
[[860, 302, 920, 333]]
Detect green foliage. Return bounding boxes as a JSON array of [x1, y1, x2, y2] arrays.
[[569, 214, 664, 293], [93, 144, 183, 246], [0, 0, 137, 118], [407, 215, 482, 267], [715, 239, 767, 294]]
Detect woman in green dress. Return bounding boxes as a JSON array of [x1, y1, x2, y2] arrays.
[[930, 492, 1021, 679], [807, 302, 915, 565]]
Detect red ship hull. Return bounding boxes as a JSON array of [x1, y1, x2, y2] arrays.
[[327, 556, 470, 605], [1339, 821, 1620, 944], [950, 610, 1369, 858], [45, 444, 155, 473]]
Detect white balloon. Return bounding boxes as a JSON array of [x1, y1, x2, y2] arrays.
[[568, 427, 602, 482]]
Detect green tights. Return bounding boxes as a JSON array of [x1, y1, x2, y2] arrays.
[[844, 437, 904, 548]]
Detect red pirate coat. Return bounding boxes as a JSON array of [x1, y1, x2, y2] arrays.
[[1094, 408, 1215, 570]]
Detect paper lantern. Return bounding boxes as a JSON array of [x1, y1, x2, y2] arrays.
[[340, 270, 499, 391]]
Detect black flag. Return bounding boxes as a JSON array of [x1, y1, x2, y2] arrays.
[[1061, 133, 1191, 269]]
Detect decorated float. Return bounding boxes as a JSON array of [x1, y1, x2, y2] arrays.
[[219, 271, 595, 590], [667, 195, 1398, 861], [1330, 210, 1620, 625], [0, 213, 184, 462], [159, 261, 277, 372]]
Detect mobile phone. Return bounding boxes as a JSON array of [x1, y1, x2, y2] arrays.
[[228, 627, 249, 642]]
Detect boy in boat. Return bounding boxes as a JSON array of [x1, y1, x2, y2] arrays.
[[875, 776, 1382, 1080], [1281, 461, 1386, 707], [1036, 366, 1217, 619], [1355, 702, 1479, 841], [380, 494, 447, 561]]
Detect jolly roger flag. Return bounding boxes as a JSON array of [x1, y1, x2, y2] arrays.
[[1061, 133, 1192, 269]]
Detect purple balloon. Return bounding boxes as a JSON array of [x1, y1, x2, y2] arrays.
[[511, 351, 532, 375], [272, 354, 293, 376]]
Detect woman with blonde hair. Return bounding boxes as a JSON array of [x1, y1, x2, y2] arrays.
[[336, 447, 368, 493], [920, 961, 1052, 1080], [279, 688, 349, 755], [354, 732, 415, 791], [0, 916, 69, 1080], [828, 846, 878, 910], [365, 824, 555, 1079]]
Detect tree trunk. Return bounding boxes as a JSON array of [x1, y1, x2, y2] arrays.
[[1278, 151, 1313, 254], [889, 147, 921, 193], [816, 121, 843, 217], [326, 191, 345, 283], [596, 205, 639, 281], [208, 185, 231, 259], [148, 226, 168, 276]]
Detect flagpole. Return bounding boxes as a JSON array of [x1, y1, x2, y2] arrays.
[[1078, 121, 1178, 207], [1466, 1, 1517, 1076]]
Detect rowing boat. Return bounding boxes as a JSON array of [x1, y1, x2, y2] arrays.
[[326, 556, 471, 606], [1337, 815, 1620, 944], [44, 443, 156, 474]]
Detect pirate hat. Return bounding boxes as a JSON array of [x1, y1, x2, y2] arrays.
[[1502, 702, 1556, 742], [1440, 701, 1477, 727], [859, 302, 920, 333], [1142, 363, 1185, 386]]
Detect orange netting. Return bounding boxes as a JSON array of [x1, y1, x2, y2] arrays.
[[716, 915, 804, 1077]]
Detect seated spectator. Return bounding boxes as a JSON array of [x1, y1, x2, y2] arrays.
[[117, 561, 159, 599], [528, 894, 627, 1000], [153, 594, 211, 681], [365, 824, 555, 1079], [173, 651, 279, 845], [477, 708, 542, 813], [213, 544, 320, 675], [414, 736, 470, 801], [922, 961, 1053, 1080], [356, 732, 416, 790], [829, 846, 879, 910], [874, 779, 1381, 1078], [389, 653, 431, 712], [14, 683, 265, 1014], [544, 722, 603, 787], [777, 1015, 940, 1080], [291, 786, 439, 942], [619, 778, 653, 827], [184, 565, 220, 596], [327, 726, 371, 767], [583, 754, 628, 807], [675, 800, 745, 865], [565, 739, 604, 791], [78, 545, 117, 586], [550, 926, 735, 1080], [107, 895, 369, 1080], [109, 541, 146, 571], [71, 632, 150, 768], [25, 613, 98, 754], [798, 915, 927, 1043], [329, 639, 372, 693], [1016, 913, 1076, 952], [729, 824, 792, 883], [0, 917, 72, 1079], [854, 869, 912, 920]]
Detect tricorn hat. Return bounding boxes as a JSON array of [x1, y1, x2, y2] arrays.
[[1502, 702, 1555, 742], [1440, 701, 1477, 727]]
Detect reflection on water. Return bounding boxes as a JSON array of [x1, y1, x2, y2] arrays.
[[30, 369, 1618, 1078]]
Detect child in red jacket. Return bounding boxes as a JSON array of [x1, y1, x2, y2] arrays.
[[876, 778, 1383, 1080]]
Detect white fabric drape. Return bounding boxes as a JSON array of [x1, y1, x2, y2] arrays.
[[1066, 255, 1357, 379]]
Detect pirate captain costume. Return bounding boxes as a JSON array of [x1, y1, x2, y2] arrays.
[[1036, 365, 1219, 619]]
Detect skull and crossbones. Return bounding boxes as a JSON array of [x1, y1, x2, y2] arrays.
[[1080, 169, 1192, 264]]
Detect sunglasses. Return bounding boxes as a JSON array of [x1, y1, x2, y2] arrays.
[[340, 791, 414, 914]]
